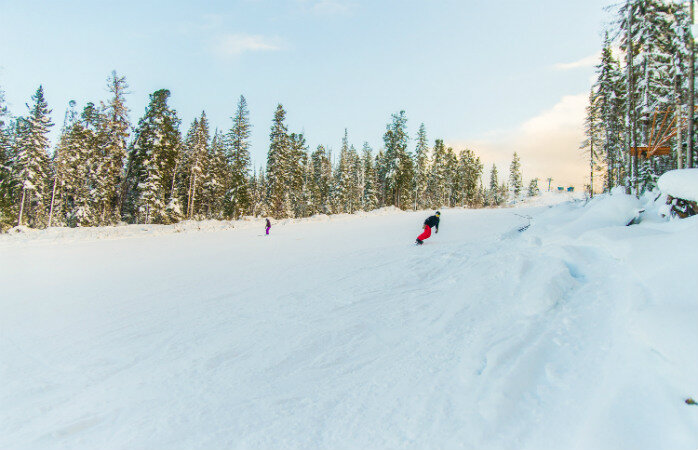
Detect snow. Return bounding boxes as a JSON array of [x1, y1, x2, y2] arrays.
[[1, 194, 697, 449], [657, 168, 698, 202]]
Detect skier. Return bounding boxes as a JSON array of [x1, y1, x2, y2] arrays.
[[265, 218, 271, 235], [416, 211, 440, 245]]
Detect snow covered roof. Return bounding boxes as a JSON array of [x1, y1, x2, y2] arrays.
[[657, 168, 698, 202]]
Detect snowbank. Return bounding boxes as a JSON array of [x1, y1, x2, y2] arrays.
[[524, 188, 646, 241], [657, 168, 698, 202], [0, 207, 407, 247], [515, 190, 580, 208]]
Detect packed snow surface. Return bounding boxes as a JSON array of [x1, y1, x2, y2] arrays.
[[657, 168, 698, 202], [1, 193, 697, 450]]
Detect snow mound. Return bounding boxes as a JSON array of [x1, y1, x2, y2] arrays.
[[657, 168, 698, 202], [528, 189, 644, 239]]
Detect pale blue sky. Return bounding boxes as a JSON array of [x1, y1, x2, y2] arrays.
[[0, 0, 610, 186]]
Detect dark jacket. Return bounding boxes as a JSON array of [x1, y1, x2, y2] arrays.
[[424, 215, 439, 231], [265, 219, 271, 228]]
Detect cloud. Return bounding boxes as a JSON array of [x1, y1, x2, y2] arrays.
[[446, 93, 589, 190], [214, 34, 283, 57], [553, 52, 600, 71], [520, 94, 587, 135]]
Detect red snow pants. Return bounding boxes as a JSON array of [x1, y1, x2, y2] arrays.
[[417, 225, 432, 241]]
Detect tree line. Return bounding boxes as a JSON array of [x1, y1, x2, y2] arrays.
[[0, 72, 535, 231], [583, 0, 697, 195]]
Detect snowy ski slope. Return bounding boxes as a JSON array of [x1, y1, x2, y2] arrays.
[[1, 194, 697, 449]]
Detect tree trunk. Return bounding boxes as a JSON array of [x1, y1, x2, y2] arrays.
[[689, 0, 695, 168], [626, 1, 635, 194], [590, 137, 595, 198], [677, 71, 684, 169], [47, 176, 58, 227], [170, 161, 178, 203], [189, 173, 197, 218], [17, 187, 26, 226]]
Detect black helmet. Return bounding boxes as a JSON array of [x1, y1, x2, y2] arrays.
[[435, 211, 441, 216]]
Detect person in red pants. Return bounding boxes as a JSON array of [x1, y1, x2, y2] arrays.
[[416, 211, 440, 245]]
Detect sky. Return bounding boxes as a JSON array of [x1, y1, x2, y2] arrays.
[[0, 0, 612, 189]]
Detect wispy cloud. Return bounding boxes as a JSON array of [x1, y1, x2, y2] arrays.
[[553, 52, 600, 71], [520, 93, 587, 135], [213, 34, 283, 57], [446, 93, 589, 189]]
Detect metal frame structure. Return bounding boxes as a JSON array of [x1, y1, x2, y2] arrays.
[[629, 108, 687, 159]]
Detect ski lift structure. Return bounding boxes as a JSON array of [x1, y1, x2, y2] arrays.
[[628, 108, 687, 159]]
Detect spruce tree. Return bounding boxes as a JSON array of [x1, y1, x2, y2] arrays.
[[226, 95, 252, 218], [288, 132, 309, 218], [336, 128, 351, 213], [361, 142, 378, 211], [457, 149, 483, 207], [310, 145, 332, 214], [594, 35, 626, 191], [97, 71, 130, 224], [374, 150, 388, 208], [527, 178, 540, 197], [266, 104, 291, 218], [124, 89, 182, 224], [581, 89, 603, 196], [498, 181, 509, 204], [382, 111, 413, 209], [429, 139, 449, 207], [334, 130, 362, 213], [14, 86, 53, 227], [348, 145, 362, 212], [488, 164, 501, 206], [251, 166, 268, 216], [444, 147, 458, 207], [54, 108, 96, 226], [414, 123, 430, 210], [200, 130, 228, 218], [79, 102, 107, 225], [48, 105, 79, 227], [509, 152, 523, 200], [0, 86, 16, 230], [182, 113, 210, 219], [477, 180, 487, 207]]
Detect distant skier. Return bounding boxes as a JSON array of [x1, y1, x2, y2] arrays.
[[416, 211, 440, 245], [265, 218, 271, 235]]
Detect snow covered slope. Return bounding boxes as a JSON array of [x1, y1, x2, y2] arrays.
[[1, 196, 697, 450]]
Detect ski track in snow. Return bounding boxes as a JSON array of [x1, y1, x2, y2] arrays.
[[1, 199, 697, 450]]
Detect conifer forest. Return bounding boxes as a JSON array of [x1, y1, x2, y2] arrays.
[[3, 0, 697, 230], [0, 74, 531, 230], [582, 0, 698, 194]]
